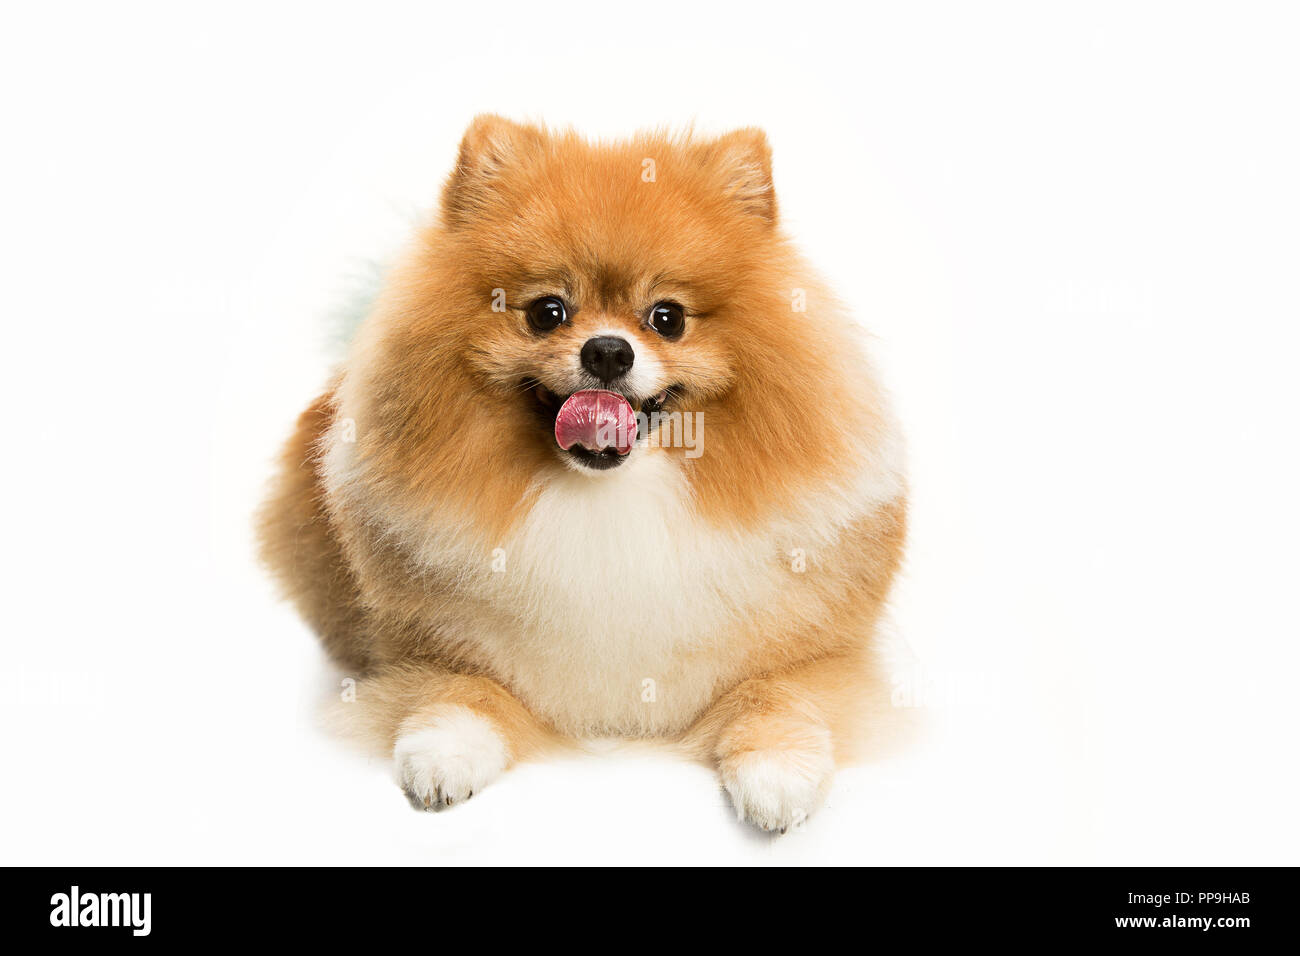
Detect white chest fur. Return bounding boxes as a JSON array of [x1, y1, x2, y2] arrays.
[[466, 452, 783, 734]]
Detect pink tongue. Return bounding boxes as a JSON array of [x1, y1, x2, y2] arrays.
[[554, 389, 637, 455]]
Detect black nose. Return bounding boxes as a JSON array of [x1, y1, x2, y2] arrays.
[[580, 336, 634, 383]]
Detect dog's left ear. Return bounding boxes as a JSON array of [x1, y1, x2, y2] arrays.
[[703, 128, 777, 225], [443, 114, 545, 227]]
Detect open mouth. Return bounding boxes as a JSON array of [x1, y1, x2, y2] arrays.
[[527, 381, 676, 470]]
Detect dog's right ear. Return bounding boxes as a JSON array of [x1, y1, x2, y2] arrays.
[[442, 114, 544, 227]]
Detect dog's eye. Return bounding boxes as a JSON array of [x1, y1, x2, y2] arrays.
[[526, 296, 567, 332], [648, 302, 685, 338]]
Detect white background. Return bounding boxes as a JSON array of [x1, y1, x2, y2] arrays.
[[2, 1, 1297, 865]]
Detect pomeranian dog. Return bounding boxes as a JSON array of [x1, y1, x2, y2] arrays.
[[259, 115, 906, 832]]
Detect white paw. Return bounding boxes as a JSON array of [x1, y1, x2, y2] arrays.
[[393, 706, 508, 811], [720, 741, 834, 833]]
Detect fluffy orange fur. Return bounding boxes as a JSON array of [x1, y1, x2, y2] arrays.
[[258, 116, 907, 830]]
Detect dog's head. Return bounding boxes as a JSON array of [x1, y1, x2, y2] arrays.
[[437, 115, 787, 471]]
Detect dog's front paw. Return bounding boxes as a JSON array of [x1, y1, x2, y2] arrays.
[[719, 733, 835, 833], [393, 706, 508, 811]]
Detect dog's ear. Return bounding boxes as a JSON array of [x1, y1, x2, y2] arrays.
[[703, 128, 777, 225], [442, 114, 544, 227]]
